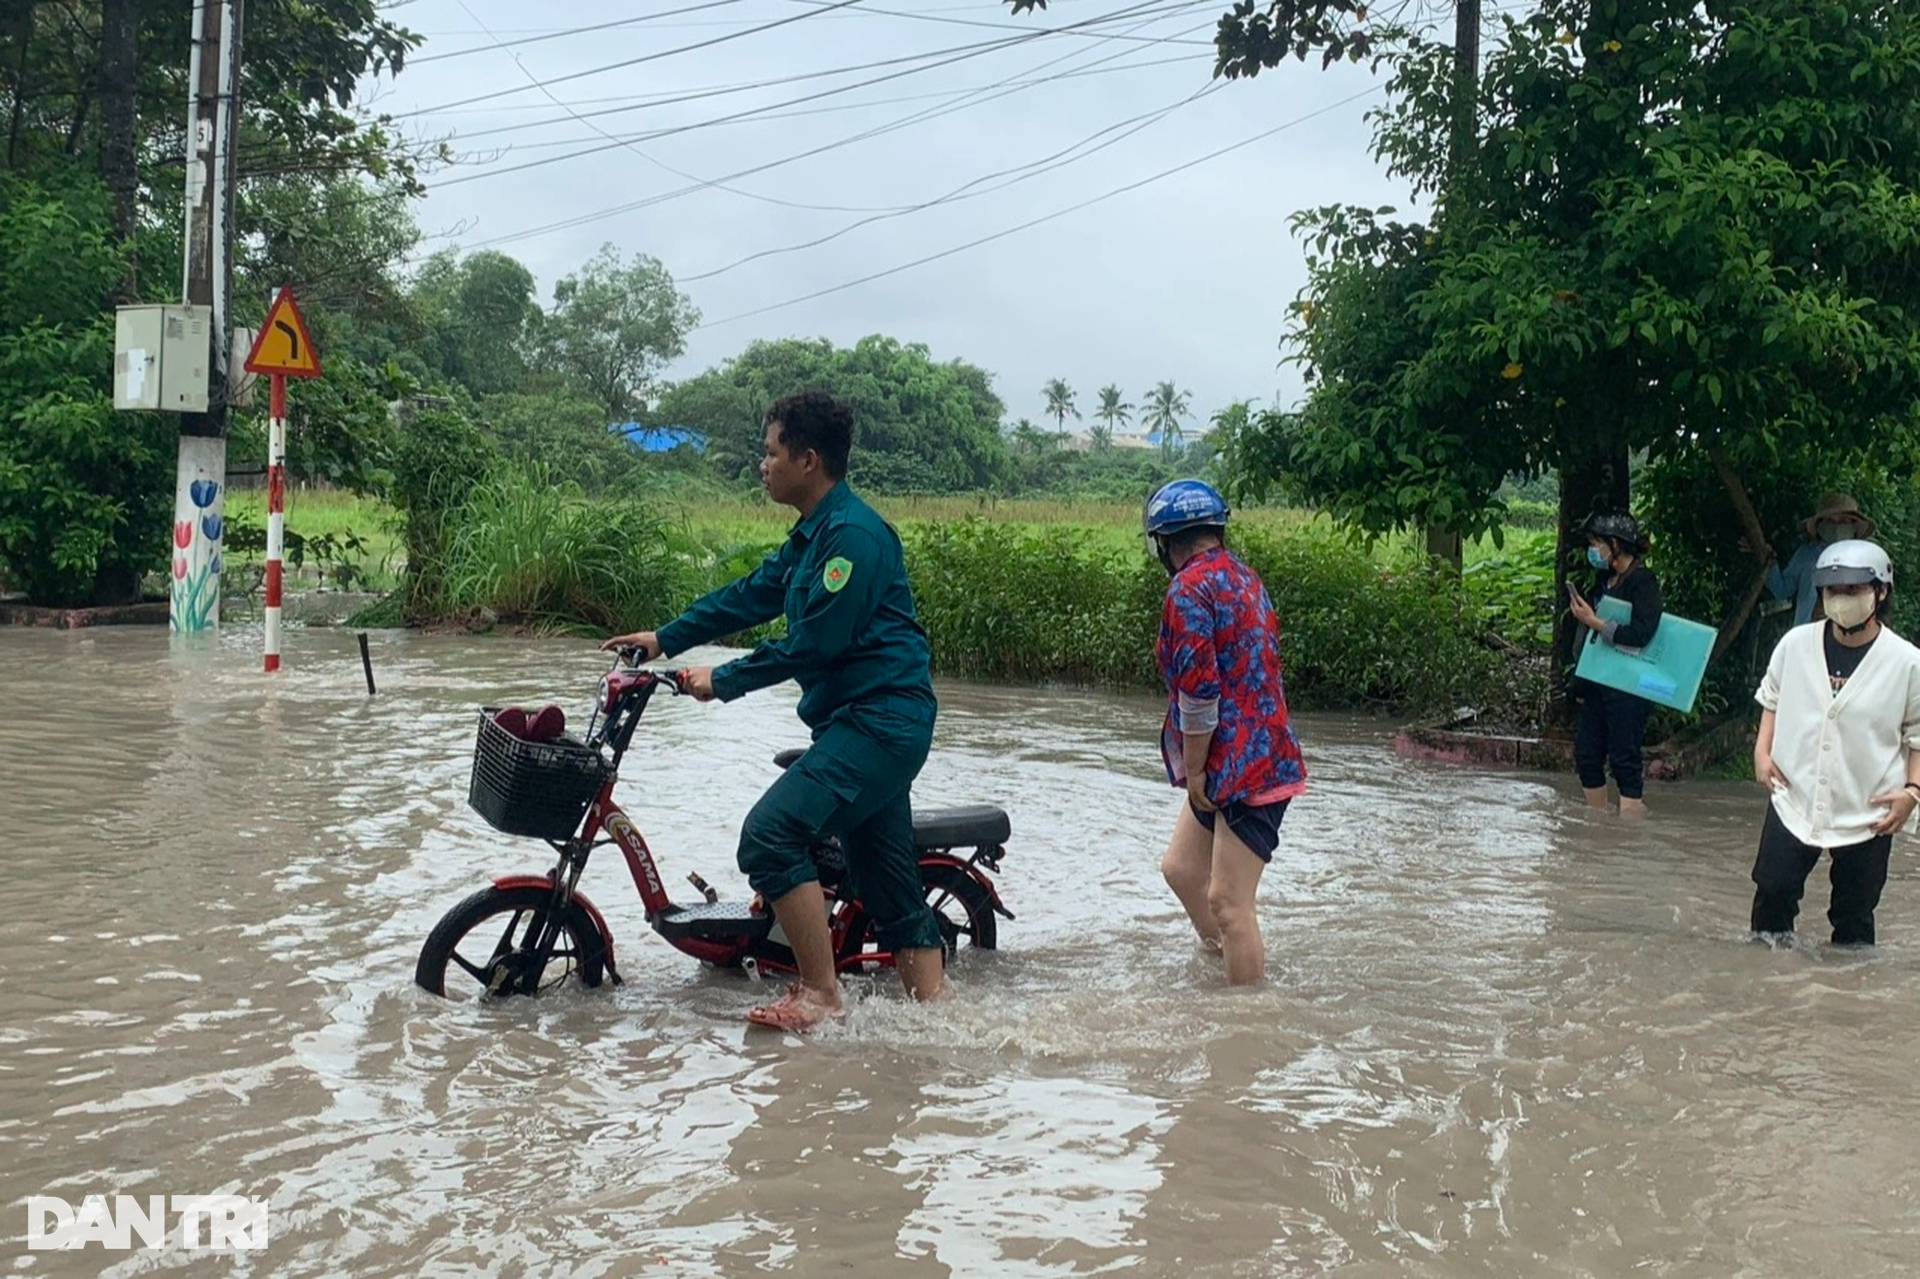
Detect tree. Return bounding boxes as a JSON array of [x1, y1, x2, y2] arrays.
[[97, 0, 138, 284], [1212, 0, 1920, 696], [1010, 418, 1056, 456], [3, 2, 434, 196], [1041, 378, 1080, 442], [0, 172, 170, 605], [654, 334, 1011, 491], [540, 244, 699, 422], [1142, 381, 1192, 460], [478, 392, 644, 492], [239, 177, 422, 338], [0, 0, 440, 604], [1092, 384, 1132, 450], [409, 249, 540, 397]]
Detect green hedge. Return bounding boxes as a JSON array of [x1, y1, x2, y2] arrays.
[[396, 471, 1537, 717], [900, 519, 1516, 715]]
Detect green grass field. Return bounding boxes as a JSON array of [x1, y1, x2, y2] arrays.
[[222, 487, 1545, 590], [670, 492, 1537, 568], [223, 488, 405, 592]]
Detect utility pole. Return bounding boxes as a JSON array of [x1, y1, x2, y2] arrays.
[[172, 0, 244, 633], [1421, 0, 1481, 572], [1452, 0, 1480, 166]]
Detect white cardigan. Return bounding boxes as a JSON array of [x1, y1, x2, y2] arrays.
[[1755, 622, 1920, 848]]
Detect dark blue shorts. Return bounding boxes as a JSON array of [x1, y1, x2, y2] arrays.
[[1190, 797, 1291, 863]]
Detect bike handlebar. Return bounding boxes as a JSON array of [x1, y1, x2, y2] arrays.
[[611, 647, 687, 695]]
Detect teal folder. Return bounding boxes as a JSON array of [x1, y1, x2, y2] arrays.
[[1573, 595, 1716, 714]]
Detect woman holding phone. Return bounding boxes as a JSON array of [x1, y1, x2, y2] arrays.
[[1566, 512, 1664, 814]]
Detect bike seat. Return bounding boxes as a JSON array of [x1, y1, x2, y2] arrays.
[[773, 749, 1010, 848], [912, 804, 1011, 850]]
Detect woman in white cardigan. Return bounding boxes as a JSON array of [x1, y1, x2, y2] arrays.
[[1750, 539, 1920, 946]]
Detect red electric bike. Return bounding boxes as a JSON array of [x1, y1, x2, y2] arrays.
[[414, 649, 1014, 999]]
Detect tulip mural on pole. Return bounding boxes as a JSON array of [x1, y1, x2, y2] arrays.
[[170, 440, 226, 633]]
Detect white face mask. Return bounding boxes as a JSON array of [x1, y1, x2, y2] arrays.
[[1825, 590, 1877, 629]]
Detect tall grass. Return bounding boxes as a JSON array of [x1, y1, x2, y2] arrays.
[[902, 519, 1526, 714], [436, 466, 690, 633], [364, 477, 1549, 718]]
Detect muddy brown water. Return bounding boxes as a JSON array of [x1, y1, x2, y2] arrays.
[[1, 628, 1914, 1277]]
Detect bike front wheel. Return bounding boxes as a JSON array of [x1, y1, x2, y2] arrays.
[[414, 884, 608, 999]]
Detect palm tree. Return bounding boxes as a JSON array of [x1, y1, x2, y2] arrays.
[[1041, 378, 1080, 443], [1010, 417, 1054, 456], [1142, 380, 1192, 460], [1092, 384, 1131, 451]]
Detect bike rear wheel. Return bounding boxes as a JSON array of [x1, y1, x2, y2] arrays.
[[415, 884, 607, 999], [920, 863, 998, 958]]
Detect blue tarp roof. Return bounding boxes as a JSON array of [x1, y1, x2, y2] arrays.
[[612, 422, 708, 453]]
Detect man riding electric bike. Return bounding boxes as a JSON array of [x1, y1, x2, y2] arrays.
[[604, 390, 944, 1032]]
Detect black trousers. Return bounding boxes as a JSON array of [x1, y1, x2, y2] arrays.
[[1750, 804, 1892, 946], [1573, 684, 1653, 798]]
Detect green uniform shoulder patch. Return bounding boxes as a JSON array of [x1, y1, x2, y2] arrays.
[[822, 556, 854, 593]]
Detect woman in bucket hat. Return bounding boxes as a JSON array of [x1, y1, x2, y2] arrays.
[[1761, 492, 1878, 626]]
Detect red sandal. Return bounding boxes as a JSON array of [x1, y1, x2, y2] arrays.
[[745, 983, 845, 1032]]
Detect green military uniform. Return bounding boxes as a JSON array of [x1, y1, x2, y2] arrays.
[[656, 480, 943, 952]]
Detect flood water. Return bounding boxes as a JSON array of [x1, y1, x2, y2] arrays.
[[1, 627, 1915, 1277]]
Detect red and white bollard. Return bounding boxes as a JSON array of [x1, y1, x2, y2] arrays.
[[264, 374, 286, 673], [242, 284, 320, 674]]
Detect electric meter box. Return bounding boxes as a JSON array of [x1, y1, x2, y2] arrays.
[[114, 304, 211, 413]]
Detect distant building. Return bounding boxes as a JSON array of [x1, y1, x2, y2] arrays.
[[1114, 425, 1210, 453], [612, 422, 708, 454]]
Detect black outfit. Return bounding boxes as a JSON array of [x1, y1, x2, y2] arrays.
[[1823, 626, 1875, 693], [1748, 629, 1892, 946], [1190, 797, 1290, 863], [1572, 563, 1664, 799], [1750, 806, 1892, 945]]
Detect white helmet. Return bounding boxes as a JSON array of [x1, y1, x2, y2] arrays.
[[1813, 538, 1893, 589]]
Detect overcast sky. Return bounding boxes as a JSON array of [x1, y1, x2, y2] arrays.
[[371, 0, 1460, 430]]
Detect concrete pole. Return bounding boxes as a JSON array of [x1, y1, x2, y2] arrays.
[[171, 0, 243, 634]]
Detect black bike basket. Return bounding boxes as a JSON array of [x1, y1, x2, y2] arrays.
[[467, 708, 613, 840]]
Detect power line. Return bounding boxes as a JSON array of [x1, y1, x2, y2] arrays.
[[416, 0, 1102, 39], [458, 20, 1211, 247], [439, 53, 1205, 147], [397, 0, 1203, 124], [691, 83, 1388, 330], [419, 0, 1206, 61], [447, 5, 1213, 223], [782, 0, 1213, 43], [679, 77, 1224, 282], [398, 0, 875, 116], [439, 39, 1036, 141], [411, 0, 756, 65], [452, 0, 897, 215], [429, 0, 1208, 191], [282, 3, 1210, 232], [438, 0, 1212, 145]]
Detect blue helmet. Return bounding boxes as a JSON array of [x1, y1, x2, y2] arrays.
[[1144, 479, 1230, 537]]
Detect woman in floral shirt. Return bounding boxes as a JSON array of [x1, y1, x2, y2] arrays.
[[1146, 480, 1308, 985]]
